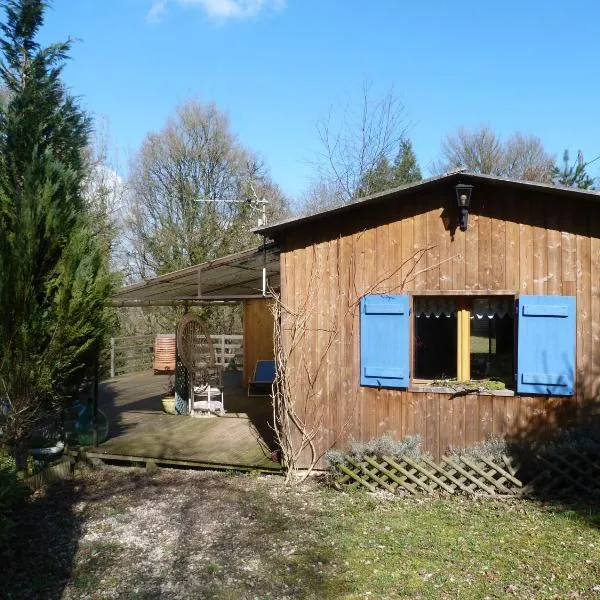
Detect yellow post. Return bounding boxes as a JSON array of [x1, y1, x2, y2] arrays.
[[457, 308, 463, 380], [456, 301, 471, 381], [462, 305, 471, 381]]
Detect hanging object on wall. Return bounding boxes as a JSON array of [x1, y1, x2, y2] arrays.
[[154, 333, 176, 373], [454, 182, 474, 232]]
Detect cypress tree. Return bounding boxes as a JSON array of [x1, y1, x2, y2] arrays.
[[552, 149, 595, 190], [0, 0, 115, 449], [392, 139, 422, 185]]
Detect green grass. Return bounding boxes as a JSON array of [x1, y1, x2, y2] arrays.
[[470, 334, 495, 354], [257, 489, 600, 599], [9, 470, 599, 599]]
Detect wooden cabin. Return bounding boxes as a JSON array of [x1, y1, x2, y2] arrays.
[[257, 172, 600, 467]]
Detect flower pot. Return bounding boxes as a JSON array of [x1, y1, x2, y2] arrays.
[[161, 395, 177, 415]]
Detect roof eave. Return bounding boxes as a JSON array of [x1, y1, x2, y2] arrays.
[[254, 172, 600, 238]]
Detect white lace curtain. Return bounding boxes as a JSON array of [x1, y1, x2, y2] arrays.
[[414, 297, 513, 319], [414, 297, 455, 318], [471, 298, 512, 319]]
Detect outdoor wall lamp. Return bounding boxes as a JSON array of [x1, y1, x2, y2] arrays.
[[455, 182, 474, 232]]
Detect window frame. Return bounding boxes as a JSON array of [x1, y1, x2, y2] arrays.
[[357, 290, 576, 397], [409, 291, 517, 387]]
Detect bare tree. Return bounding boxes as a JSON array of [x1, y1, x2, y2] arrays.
[[297, 178, 344, 216], [502, 132, 555, 182], [435, 125, 555, 182], [312, 82, 409, 206], [125, 99, 289, 280]]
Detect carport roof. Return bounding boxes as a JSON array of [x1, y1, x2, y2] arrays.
[[109, 244, 280, 306]]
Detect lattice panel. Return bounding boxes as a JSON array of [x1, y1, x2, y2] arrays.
[[334, 454, 522, 497], [523, 451, 600, 498]]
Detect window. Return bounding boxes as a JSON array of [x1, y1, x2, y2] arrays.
[[413, 296, 514, 387], [360, 293, 575, 396]]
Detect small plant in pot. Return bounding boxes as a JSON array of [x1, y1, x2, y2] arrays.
[[161, 376, 177, 415]]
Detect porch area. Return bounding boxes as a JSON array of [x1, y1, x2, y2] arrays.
[[91, 370, 280, 471]]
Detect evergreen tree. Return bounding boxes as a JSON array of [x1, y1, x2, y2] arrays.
[[357, 155, 393, 196], [552, 149, 595, 189], [0, 0, 115, 448], [393, 139, 422, 184], [357, 138, 422, 196]]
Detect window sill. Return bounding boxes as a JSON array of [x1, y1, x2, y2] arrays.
[[408, 384, 515, 397]]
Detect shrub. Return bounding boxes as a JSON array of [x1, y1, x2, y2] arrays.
[[537, 426, 600, 455], [325, 434, 519, 471], [325, 434, 430, 469], [449, 436, 512, 462]]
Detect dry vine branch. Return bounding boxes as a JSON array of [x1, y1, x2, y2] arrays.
[[270, 243, 455, 484]]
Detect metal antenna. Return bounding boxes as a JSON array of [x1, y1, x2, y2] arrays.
[[248, 183, 268, 227], [195, 183, 269, 228]]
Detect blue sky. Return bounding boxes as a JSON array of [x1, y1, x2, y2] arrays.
[[40, 0, 600, 200]]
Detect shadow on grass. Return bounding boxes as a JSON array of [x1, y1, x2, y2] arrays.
[[15, 467, 352, 599], [90, 469, 351, 599], [0, 479, 84, 600]]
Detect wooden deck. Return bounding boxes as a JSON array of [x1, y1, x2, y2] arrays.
[[94, 370, 280, 471]]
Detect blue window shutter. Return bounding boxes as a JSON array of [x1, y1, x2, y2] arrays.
[[517, 295, 576, 395], [360, 294, 409, 389]]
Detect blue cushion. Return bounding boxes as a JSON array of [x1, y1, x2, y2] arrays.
[[253, 360, 276, 383]]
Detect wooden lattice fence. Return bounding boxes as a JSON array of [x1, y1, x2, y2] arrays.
[[333, 454, 522, 497], [522, 450, 600, 498], [24, 456, 73, 491]]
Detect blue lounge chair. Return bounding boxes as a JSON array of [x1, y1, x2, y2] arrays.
[[248, 360, 276, 396]]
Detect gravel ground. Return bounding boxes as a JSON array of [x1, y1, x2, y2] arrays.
[[2, 466, 326, 600], [4, 465, 600, 599]]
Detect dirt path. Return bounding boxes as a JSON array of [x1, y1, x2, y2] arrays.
[[4, 467, 329, 600]]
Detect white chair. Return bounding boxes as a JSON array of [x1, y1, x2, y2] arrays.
[[191, 383, 224, 416]]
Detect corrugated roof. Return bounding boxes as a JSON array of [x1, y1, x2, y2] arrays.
[[254, 171, 600, 238], [109, 244, 280, 306]]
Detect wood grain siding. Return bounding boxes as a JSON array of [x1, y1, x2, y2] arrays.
[[277, 182, 600, 467], [243, 299, 275, 386]]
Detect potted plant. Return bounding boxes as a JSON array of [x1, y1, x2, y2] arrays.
[[161, 376, 177, 414]]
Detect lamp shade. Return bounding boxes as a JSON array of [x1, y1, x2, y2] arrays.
[[455, 183, 473, 207]]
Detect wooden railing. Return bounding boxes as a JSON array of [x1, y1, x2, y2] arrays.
[[108, 335, 154, 378], [106, 334, 244, 378], [210, 334, 244, 369]]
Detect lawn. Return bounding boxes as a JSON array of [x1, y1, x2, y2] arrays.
[[3, 467, 600, 599]]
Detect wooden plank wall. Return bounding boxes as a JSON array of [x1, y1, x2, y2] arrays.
[[243, 299, 275, 386], [279, 183, 600, 467]]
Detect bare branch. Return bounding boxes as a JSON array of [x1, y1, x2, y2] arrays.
[[434, 125, 554, 182], [311, 82, 408, 206], [270, 243, 446, 484]]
